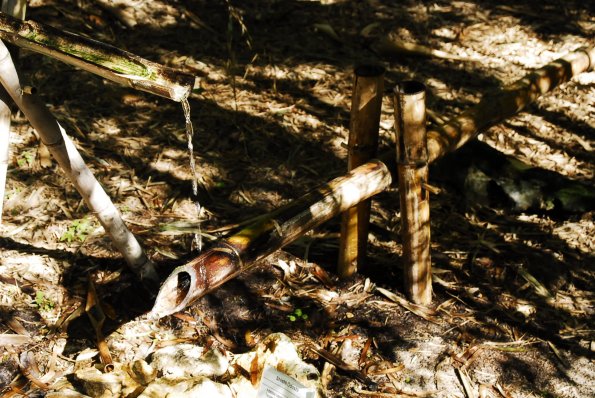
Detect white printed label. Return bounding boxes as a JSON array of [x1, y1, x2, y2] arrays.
[[256, 366, 315, 398]]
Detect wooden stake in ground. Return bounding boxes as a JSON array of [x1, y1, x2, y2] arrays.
[[0, 11, 194, 101], [0, 40, 159, 291], [394, 81, 432, 306], [151, 160, 392, 318], [338, 64, 384, 278]]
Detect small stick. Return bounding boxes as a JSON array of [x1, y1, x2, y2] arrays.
[[394, 81, 432, 305], [338, 64, 384, 278], [307, 345, 377, 388], [85, 278, 114, 372]]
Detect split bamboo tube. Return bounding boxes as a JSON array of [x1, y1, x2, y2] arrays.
[[0, 40, 159, 290], [0, 11, 194, 101], [394, 81, 431, 306], [338, 64, 384, 278], [151, 160, 392, 318]]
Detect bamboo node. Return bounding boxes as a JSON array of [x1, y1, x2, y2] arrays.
[[211, 241, 244, 270]]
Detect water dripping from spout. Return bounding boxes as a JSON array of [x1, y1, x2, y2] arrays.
[[181, 98, 203, 251]]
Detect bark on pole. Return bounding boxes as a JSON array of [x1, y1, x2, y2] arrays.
[[0, 11, 194, 102], [151, 160, 392, 318], [0, 40, 159, 291], [338, 64, 384, 278], [394, 81, 432, 306]]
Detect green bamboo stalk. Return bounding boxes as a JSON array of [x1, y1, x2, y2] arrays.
[[0, 11, 194, 101]]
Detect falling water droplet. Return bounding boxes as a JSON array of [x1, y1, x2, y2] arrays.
[[181, 98, 202, 251]]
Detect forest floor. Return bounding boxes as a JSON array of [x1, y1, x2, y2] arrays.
[[0, 0, 594, 397]]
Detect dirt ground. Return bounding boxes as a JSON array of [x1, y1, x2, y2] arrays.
[[0, 0, 594, 397]]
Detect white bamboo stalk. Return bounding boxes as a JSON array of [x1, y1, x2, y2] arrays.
[[0, 94, 9, 224], [0, 0, 25, 224], [0, 40, 159, 290]]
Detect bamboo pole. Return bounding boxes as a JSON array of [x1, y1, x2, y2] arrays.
[[150, 160, 392, 318], [0, 11, 194, 101], [394, 81, 431, 305], [0, 93, 9, 224], [0, 1, 25, 224], [426, 46, 595, 162], [0, 40, 159, 290], [338, 64, 384, 278]]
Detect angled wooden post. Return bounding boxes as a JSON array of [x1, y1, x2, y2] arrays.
[[337, 64, 384, 278], [0, 1, 26, 223], [0, 40, 159, 291], [394, 81, 432, 305], [0, 92, 9, 223]]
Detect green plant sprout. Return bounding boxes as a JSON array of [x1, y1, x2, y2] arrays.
[[34, 291, 54, 311], [60, 218, 93, 243], [17, 150, 35, 168], [287, 308, 309, 322]]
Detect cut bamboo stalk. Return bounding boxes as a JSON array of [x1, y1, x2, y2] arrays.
[[394, 81, 431, 306], [0, 11, 195, 101], [151, 160, 392, 318], [338, 64, 384, 278], [426, 46, 595, 162], [0, 40, 159, 290], [0, 94, 9, 224]]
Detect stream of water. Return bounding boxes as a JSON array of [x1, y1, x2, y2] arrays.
[[182, 98, 203, 251]]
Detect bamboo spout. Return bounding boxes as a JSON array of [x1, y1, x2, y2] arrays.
[[151, 160, 392, 318], [0, 11, 194, 101]]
